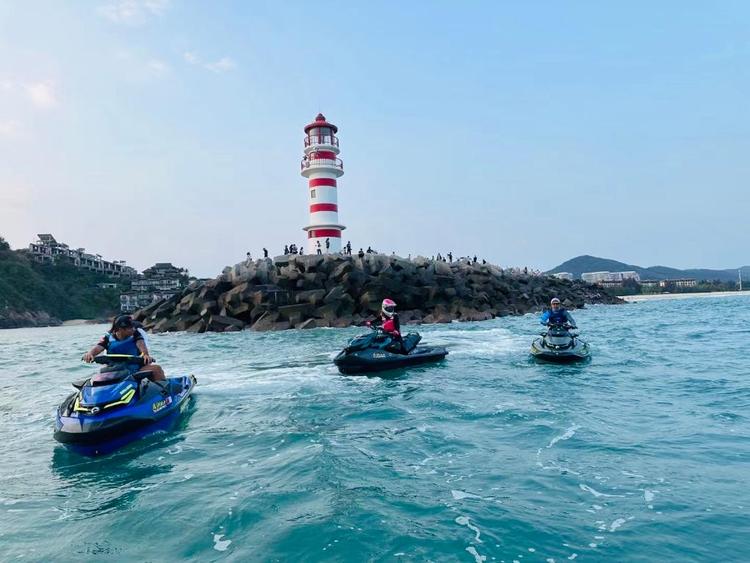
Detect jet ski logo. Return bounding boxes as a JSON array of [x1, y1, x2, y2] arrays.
[[152, 399, 168, 412]]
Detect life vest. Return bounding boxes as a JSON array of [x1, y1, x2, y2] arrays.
[[382, 318, 400, 336], [547, 309, 568, 325], [105, 332, 140, 356]]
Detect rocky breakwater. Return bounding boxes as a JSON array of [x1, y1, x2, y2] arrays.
[[133, 254, 622, 334]]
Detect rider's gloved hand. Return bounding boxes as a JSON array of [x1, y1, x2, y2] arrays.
[[82, 352, 94, 363]]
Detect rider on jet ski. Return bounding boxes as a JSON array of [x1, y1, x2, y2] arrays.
[[82, 315, 166, 381], [367, 298, 407, 354], [540, 297, 577, 328]]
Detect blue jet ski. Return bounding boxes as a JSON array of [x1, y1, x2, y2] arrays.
[[531, 323, 590, 363], [334, 327, 448, 374], [54, 354, 196, 456]]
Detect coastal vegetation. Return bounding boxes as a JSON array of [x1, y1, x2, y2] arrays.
[[0, 237, 122, 328]]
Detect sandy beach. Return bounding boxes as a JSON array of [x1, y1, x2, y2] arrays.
[[621, 290, 750, 302]]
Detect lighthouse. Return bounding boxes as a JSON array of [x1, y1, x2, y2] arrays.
[[301, 113, 345, 253]]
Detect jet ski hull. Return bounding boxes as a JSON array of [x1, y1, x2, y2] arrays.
[[54, 374, 196, 456], [530, 338, 590, 363], [334, 346, 448, 374]]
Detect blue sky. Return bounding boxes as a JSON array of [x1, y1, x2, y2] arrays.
[[1, 1, 748, 277]]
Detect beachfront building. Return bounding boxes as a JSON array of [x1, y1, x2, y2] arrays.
[[581, 271, 611, 284], [27, 234, 136, 277], [659, 278, 698, 289], [120, 262, 189, 313], [301, 113, 346, 253], [582, 271, 641, 284]]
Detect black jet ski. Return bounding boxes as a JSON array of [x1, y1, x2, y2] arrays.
[[54, 354, 196, 456], [334, 327, 448, 374], [531, 323, 590, 363]]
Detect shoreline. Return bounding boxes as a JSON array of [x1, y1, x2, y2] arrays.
[[621, 290, 750, 302]]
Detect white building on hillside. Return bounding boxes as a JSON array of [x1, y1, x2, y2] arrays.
[[582, 270, 641, 284], [28, 234, 136, 277]]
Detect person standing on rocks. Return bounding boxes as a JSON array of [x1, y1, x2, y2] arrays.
[[263, 248, 268, 258], [325, 238, 330, 252], [448, 252, 453, 262], [284, 245, 289, 255], [316, 241, 322, 255], [358, 248, 365, 258]]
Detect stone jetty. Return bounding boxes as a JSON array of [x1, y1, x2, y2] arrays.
[[133, 254, 621, 333]]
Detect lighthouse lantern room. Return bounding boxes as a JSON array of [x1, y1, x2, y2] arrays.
[[301, 113, 345, 253]]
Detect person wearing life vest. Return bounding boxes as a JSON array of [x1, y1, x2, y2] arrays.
[[540, 297, 577, 328], [367, 298, 406, 353], [82, 315, 166, 381]]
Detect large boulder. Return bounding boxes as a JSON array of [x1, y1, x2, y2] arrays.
[[295, 289, 327, 306], [277, 303, 312, 325], [249, 311, 279, 331]]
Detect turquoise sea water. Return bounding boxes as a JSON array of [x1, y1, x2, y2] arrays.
[[1, 295, 749, 562]]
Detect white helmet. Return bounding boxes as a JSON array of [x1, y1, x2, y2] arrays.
[[381, 298, 396, 318]]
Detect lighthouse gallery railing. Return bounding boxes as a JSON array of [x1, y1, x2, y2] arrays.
[[301, 158, 344, 171]]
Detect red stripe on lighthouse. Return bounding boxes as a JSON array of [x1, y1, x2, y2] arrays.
[[310, 203, 338, 212], [309, 178, 337, 187], [310, 151, 336, 160], [308, 229, 342, 238]]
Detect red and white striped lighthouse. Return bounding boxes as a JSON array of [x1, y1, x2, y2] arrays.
[[301, 113, 345, 253]]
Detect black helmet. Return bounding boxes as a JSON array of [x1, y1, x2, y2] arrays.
[[113, 315, 134, 329]]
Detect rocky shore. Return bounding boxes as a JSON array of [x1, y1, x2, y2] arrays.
[[134, 254, 621, 332], [133, 254, 622, 334], [0, 309, 62, 329]]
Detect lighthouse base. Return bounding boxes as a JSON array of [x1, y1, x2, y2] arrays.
[[308, 236, 341, 254]]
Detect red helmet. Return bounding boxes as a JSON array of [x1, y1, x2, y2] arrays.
[[382, 298, 396, 318]]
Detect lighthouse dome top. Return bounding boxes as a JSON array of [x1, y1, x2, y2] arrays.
[[304, 113, 338, 134]]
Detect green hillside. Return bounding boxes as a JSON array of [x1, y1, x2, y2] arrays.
[[0, 236, 123, 322], [548, 255, 748, 283]]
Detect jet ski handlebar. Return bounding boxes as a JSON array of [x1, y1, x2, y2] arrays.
[[92, 354, 146, 366], [546, 322, 576, 330]]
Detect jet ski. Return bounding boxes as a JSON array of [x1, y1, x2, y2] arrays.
[[54, 354, 196, 456], [531, 323, 590, 363], [334, 327, 448, 374]]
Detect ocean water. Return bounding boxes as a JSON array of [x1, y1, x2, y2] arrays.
[[1, 295, 748, 562]]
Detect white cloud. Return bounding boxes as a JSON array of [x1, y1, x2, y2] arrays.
[[206, 57, 236, 73], [184, 52, 237, 74], [98, 0, 169, 25], [147, 59, 169, 74], [0, 120, 21, 137], [25, 81, 58, 109]]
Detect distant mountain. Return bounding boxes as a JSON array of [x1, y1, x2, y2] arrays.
[[547, 255, 748, 283]]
